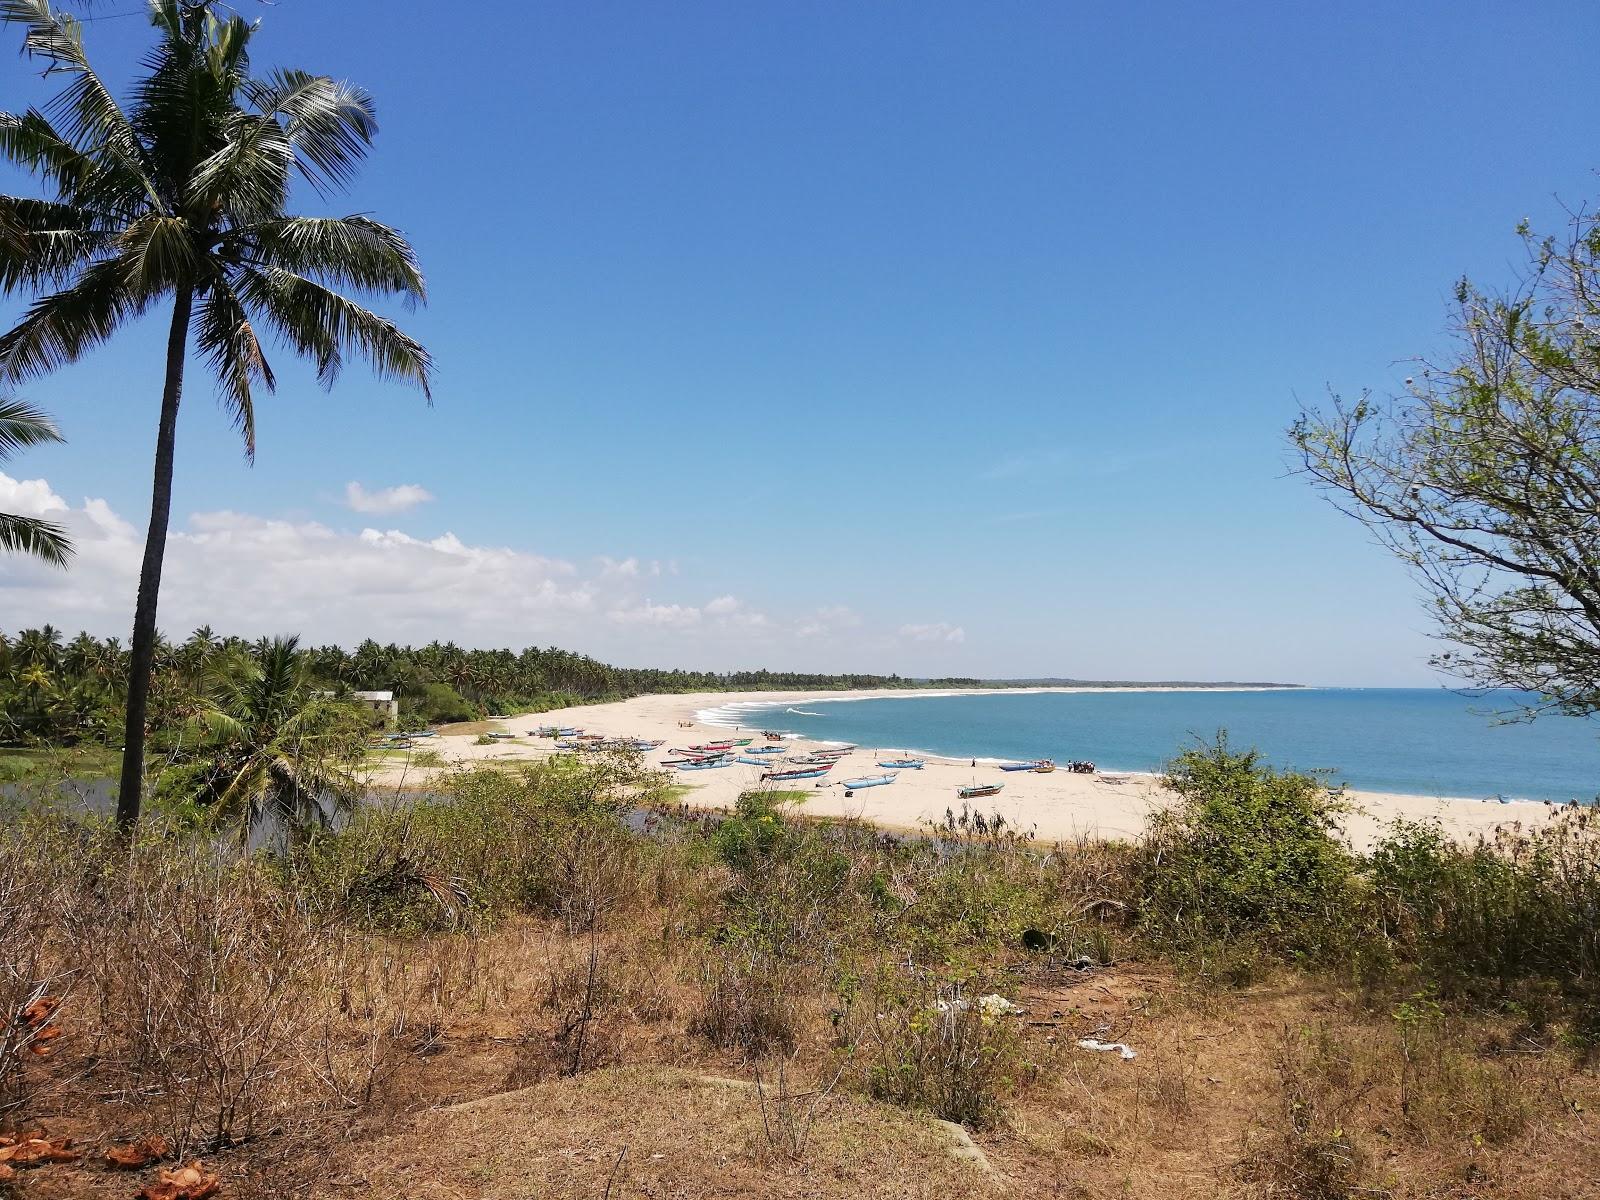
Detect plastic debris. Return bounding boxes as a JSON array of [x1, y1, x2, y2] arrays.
[[977, 993, 1023, 1017], [935, 993, 1023, 1017], [1076, 1037, 1137, 1060]]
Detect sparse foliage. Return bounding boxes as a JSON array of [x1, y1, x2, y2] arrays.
[[1293, 205, 1600, 720]]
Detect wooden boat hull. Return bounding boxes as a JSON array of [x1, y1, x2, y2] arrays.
[[957, 783, 1004, 799], [764, 766, 833, 781]]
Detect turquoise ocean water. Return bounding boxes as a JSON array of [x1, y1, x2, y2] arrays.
[[703, 689, 1598, 803]]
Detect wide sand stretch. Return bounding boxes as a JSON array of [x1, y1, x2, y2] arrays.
[[363, 688, 1567, 852]]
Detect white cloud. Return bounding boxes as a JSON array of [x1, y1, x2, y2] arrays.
[[344, 481, 434, 514], [899, 621, 966, 644], [0, 472, 974, 670], [796, 605, 862, 638]]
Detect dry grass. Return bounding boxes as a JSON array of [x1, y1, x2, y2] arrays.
[[3, 767, 1598, 1200], [334, 1066, 1004, 1200]]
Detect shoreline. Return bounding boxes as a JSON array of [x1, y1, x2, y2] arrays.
[[360, 689, 1571, 852], [694, 686, 1560, 808]]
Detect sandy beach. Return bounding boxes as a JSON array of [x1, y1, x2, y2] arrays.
[[363, 689, 1567, 852]]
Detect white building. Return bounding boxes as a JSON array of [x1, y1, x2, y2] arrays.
[[350, 690, 399, 728]]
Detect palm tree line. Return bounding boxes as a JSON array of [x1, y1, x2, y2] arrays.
[[0, 623, 961, 750]]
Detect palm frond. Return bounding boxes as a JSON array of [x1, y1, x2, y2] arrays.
[[0, 510, 71, 566], [195, 273, 272, 460], [0, 193, 112, 290], [0, 109, 83, 189], [0, 109, 150, 218], [0, 253, 151, 382], [184, 106, 292, 222], [116, 209, 195, 292], [243, 69, 375, 196], [0, 0, 157, 203], [236, 263, 431, 398], [236, 214, 425, 302], [0, 395, 64, 456]]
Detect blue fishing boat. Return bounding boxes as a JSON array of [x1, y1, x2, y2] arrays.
[[841, 774, 895, 791], [999, 761, 1044, 772], [736, 755, 776, 766], [746, 746, 787, 755], [676, 756, 735, 771], [877, 758, 924, 769]]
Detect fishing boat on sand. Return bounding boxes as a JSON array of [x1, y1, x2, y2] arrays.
[[999, 760, 1046, 772], [746, 745, 787, 755], [877, 758, 924, 770], [676, 756, 736, 771], [841, 774, 895, 791], [764, 764, 835, 782], [958, 783, 1004, 799]]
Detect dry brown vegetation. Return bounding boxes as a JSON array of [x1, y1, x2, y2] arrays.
[[1, 752, 1596, 1199]]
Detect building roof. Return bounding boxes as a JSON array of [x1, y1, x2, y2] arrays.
[[352, 690, 395, 702]]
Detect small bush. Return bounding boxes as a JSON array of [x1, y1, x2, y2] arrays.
[[1236, 1023, 1375, 1199], [72, 838, 325, 1154], [854, 979, 1021, 1130], [1141, 735, 1360, 968], [287, 755, 663, 932], [1369, 814, 1600, 1026]]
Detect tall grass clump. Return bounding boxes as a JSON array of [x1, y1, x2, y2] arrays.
[[693, 791, 868, 1053], [1140, 735, 1365, 979], [0, 811, 87, 1118], [1368, 813, 1600, 1029], [71, 834, 330, 1155], [853, 977, 1023, 1130], [287, 755, 668, 932]]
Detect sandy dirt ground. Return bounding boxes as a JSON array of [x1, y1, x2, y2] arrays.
[[362, 688, 1568, 851]]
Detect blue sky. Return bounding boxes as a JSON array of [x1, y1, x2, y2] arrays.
[[3, 1, 1598, 683]]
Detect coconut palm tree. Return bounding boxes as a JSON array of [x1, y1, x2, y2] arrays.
[[0, 397, 70, 565], [181, 634, 368, 842], [0, 0, 431, 831]]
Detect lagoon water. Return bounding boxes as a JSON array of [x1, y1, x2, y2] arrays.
[[713, 689, 1598, 803]]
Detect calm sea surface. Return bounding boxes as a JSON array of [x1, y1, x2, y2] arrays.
[[705, 689, 1598, 803]]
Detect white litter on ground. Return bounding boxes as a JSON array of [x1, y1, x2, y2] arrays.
[[1076, 1038, 1137, 1060]]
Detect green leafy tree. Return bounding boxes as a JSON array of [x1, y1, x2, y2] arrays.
[[0, 397, 70, 564], [0, 0, 431, 831], [1293, 206, 1600, 719]]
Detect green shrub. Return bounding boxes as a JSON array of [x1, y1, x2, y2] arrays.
[[1369, 815, 1600, 1026], [854, 977, 1021, 1130], [398, 681, 477, 727], [285, 755, 666, 932], [1141, 734, 1360, 967]]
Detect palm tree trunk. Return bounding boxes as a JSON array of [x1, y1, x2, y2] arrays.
[[116, 285, 194, 833]]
